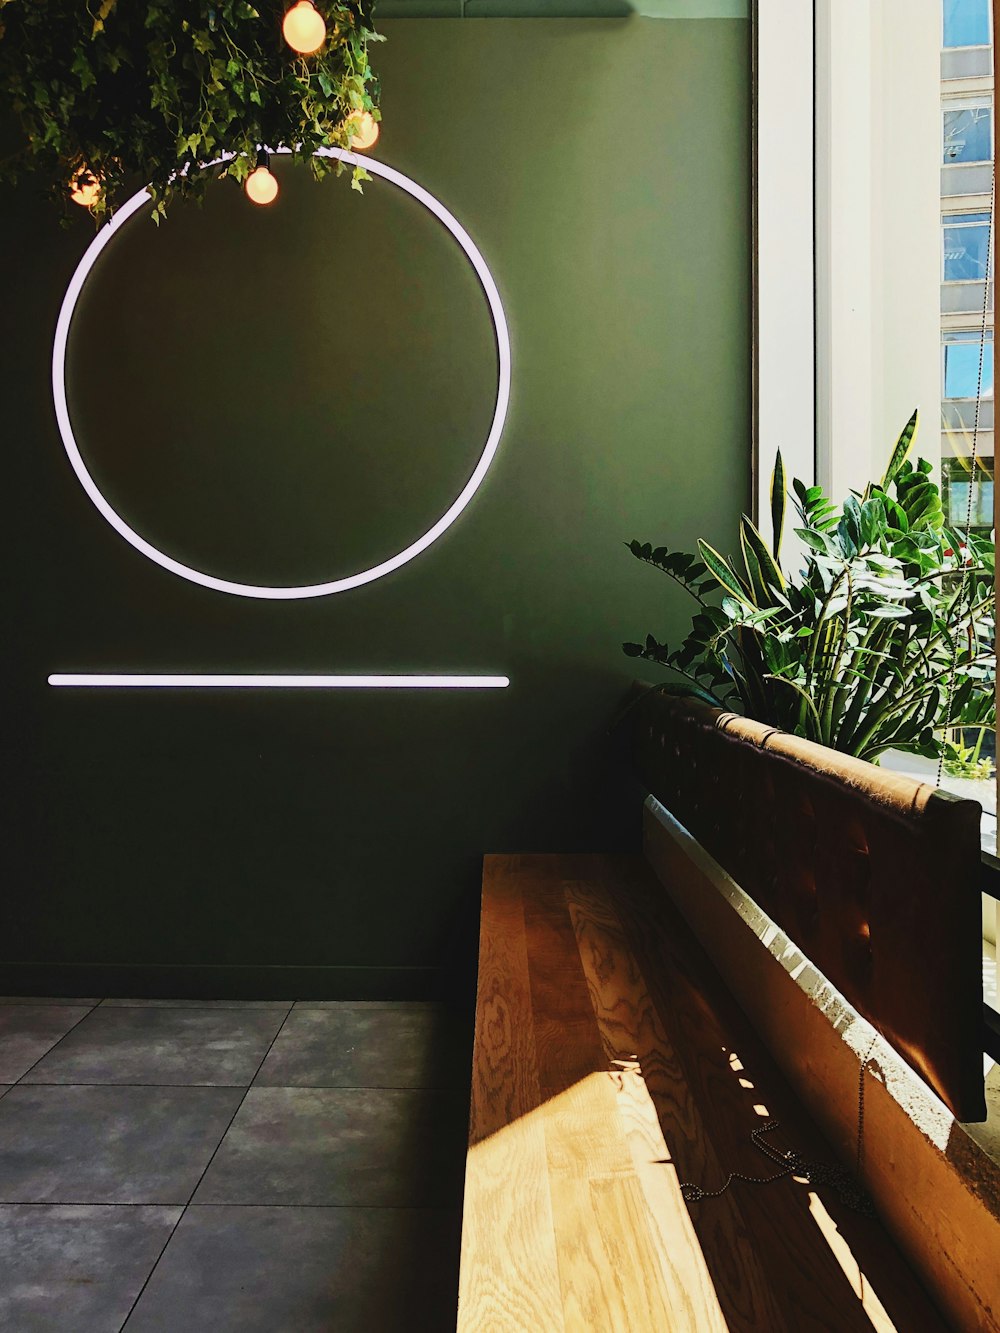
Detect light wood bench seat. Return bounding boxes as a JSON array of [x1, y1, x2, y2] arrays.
[[457, 853, 950, 1332]]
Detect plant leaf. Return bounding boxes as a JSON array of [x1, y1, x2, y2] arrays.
[[770, 451, 786, 561], [698, 540, 756, 608], [742, 514, 786, 594], [881, 409, 918, 489]]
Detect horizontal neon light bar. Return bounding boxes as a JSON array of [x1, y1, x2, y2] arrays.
[[48, 674, 510, 690]]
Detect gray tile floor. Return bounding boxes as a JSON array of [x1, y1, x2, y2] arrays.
[[0, 997, 468, 1332]]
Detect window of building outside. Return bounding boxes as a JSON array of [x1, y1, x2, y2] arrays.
[[943, 328, 995, 396], [943, 211, 992, 279], [939, 1, 995, 841], [813, 0, 996, 849], [944, 99, 992, 162], [943, 0, 991, 48]]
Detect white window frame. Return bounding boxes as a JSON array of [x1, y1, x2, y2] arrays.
[[752, 0, 816, 535]]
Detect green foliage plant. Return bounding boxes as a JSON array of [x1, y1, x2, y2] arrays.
[[942, 727, 995, 781], [0, 0, 384, 222], [624, 411, 996, 765]]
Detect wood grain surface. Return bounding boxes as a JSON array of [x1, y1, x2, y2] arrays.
[[458, 857, 563, 1333], [458, 854, 951, 1333]]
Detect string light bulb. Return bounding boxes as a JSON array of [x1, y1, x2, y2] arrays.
[[70, 170, 100, 208], [346, 109, 379, 151], [245, 150, 279, 206], [282, 1, 327, 55]]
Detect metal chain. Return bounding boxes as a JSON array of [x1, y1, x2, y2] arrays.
[[936, 165, 995, 787], [677, 1035, 878, 1216]]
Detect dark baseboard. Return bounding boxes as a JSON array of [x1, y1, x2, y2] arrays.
[[0, 962, 445, 1002]]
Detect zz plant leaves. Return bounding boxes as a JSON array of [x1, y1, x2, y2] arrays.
[[624, 410, 996, 764], [0, 0, 384, 222]]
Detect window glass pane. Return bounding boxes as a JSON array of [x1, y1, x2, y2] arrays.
[[943, 103, 992, 162], [947, 477, 994, 527], [943, 219, 991, 279], [943, 0, 991, 47], [944, 334, 995, 397]]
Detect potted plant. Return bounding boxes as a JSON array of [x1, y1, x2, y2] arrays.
[[624, 411, 996, 766], [0, 0, 384, 222]]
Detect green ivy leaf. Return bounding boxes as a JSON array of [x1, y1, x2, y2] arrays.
[[0, 1, 385, 221]]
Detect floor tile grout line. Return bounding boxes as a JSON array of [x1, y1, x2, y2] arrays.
[[249, 1082, 460, 1092], [15, 1081, 274, 1090], [8, 1081, 461, 1091], [0, 1200, 464, 1211], [98, 1003, 295, 1010], [117, 1003, 294, 1332], [3, 1000, 442, 1007], [10, 1001, 104, 1086]]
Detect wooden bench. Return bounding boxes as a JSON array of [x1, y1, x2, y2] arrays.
[[457, 854, 950, 1332]]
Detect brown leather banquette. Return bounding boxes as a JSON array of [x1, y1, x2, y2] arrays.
[[631, 690, 987, 1122]]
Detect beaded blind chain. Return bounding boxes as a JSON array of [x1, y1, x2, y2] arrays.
[[677, 1036, 878, 1216]]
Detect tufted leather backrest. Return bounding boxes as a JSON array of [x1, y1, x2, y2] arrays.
[[632, 690, 987, 1122]]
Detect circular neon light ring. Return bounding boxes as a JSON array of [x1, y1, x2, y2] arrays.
[[52, 146, 511, 600]]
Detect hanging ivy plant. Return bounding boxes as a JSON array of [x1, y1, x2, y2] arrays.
[[0, 0, 384, 223]]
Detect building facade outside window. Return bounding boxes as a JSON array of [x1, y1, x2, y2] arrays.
[[940, 2, 994, 545]]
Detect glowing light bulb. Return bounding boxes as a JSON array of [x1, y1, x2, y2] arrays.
[[283, 1, 327, 55], [346, 109, 379, 151], [70, 171, 100, 208], [245, 153, 279, 206]]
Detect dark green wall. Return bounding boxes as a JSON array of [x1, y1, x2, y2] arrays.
[[0, 17, 749, 996]]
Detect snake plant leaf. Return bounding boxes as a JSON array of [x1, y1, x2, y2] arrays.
[[740, 527, 771, 607], [881, 409, 919, 490], [697, 540, 756, 608], [742, 514, 787, 595], [770, 451, 786, 561]]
